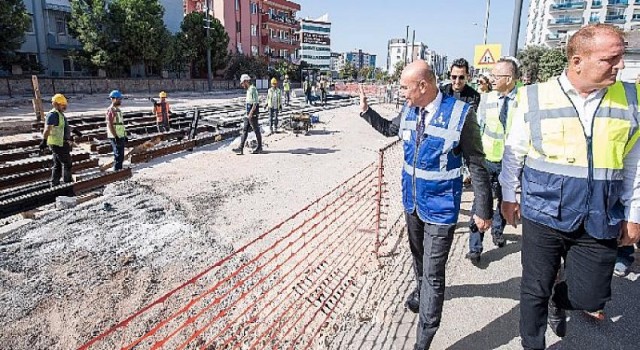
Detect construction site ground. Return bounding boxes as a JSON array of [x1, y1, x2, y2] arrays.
[[1, 94, 639, 350]]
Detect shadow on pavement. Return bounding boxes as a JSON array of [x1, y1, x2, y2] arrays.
[[474, 233, 522, 270], [261, 147, 338, 155]]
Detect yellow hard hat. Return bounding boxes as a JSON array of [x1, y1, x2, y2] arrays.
[[159, 91, 167, 98], [51, 93, 67, 105], [271, 78, 278, 85]]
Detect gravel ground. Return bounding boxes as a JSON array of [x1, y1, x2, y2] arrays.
[[0, 101, 400, 349]]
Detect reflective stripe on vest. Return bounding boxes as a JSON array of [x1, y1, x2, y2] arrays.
[[479, 91, 517, 162], [107, 107, 126, 138], [520, 79, 639, 239], [399, 96, 469, 224], [47, 109, 65, 147], [154, 102, 170, 123]]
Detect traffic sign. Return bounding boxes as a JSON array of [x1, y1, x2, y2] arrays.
[[474, 44, 502, 68]]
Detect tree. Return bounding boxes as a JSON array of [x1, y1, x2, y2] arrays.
[[516, 45, 546, 84], [359, 66, 372, 81], [0, 0, 30, 70], [539, 48, 567, 82], [374, 67, 388, 82], [181, 12, 229, 78], [225, 54, 268, 80], [340, 61, 357, 80], [108, 0, 168, 76], [163, 32, 190, 78], [391, 61, 405, 82], [69, 0, 121, 74]]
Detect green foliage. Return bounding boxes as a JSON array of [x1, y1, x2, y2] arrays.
[[374, 67, 388, 82], [69, 0, 119, 73], [180, 12, 229, 78], [391, 61, 405, 82], [359, 66, 372, 81], [0, 0, 33, 69], [162, 32, 190, 77], [517, 45, 567, 83], [539, 48, 567, 82], [225, 54, 268, 80], [340, 61, 357, 80]]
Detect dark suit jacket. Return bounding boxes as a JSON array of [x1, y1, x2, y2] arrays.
[[360, 103, 493, 220], [440, 83, 481, 113]]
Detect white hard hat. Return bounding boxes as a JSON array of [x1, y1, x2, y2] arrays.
[[240, 74, 251, 83]]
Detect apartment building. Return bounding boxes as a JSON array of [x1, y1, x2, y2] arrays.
[[387, 39, 428, 76], [187, 0, 300, 60], [526, 0, 640, 48], [299, 14, 331, 71]]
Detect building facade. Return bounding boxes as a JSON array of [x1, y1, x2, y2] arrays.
[[187, 0, 300, 60], [424, 49, 448, 79], [299, 14, 331, 71], [526, 0, 640, 48], [387, 39, 428, 76], [342, 50, 377, 70]]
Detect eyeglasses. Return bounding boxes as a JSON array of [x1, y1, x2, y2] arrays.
[[451, 75, 466, 81], [489, 74, 511, 80]]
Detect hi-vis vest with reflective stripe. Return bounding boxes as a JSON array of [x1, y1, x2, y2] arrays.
[[154, 102, 171, 123], [478, 90, 517, 162], [521, 79, 640, 239], [283, 81, 290, 91], [399, 96, 470, 224], [47, 109, 65, 147], [106, 107, 126, 138]]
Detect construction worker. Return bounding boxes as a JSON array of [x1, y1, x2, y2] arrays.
[[266, 77, 282, 133], [358, 60, 493, 349], [154, 91, 171, 132], [40, 93, 72, 186], [106, 90, 127, 170], [283, 75, 291, 106], [319, 76, 327, 106], [465, 58, 519, 265], [233, 74, 262, 155], [303, 78, 312, 105], [499, 24, 640, 350]]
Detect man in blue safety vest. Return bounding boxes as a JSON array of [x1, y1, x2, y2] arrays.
[[358, 60, 494, 350], [500, 24, 640, 350]]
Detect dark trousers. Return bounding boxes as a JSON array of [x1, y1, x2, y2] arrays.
[[239, 116, 262, 150], [406, 211, 456, 350], [50, 142, 72, 186], [269, 108, 279, 131], [305, 91, 312, 105], [520, 217, 618, 350], [321, 90, 327, 105], [109, 137, 126, 171], [156, 119, 170, 133], [468, 160, 506, 253], [284, 91, 290, 105]]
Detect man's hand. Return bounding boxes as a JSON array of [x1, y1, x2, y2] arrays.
[[501, 201, 521, 228], [620, 221, 640, 246], [473, 214, 492, 232], [359, 84, 368, 114]]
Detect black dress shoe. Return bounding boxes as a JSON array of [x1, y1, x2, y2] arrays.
[[405, 289, 420, 313], [548, 299, 567, 337], [232, 147, 243, 155], [492, 235, 506, 248], [465, 251, 481, 265], [251, 148, 263, 154]]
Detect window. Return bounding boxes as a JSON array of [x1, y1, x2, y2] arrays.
[[251, 24, 257, 36], [63, 59, 71, 73], [270, 28, 276, 38], [251, 2, 258, 14], [235, 0, 240, 10], [26, 14, 35, 33], [55, 16, 66, 34], [251, 45, 258, 55]]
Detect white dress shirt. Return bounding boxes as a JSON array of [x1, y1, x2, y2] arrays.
[[499, 71, 640, 223]]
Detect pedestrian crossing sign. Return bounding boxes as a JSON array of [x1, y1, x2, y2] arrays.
[[474, 44, 502, 68]]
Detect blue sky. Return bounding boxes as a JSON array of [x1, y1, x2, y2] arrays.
[[296, 0, 530, 70]]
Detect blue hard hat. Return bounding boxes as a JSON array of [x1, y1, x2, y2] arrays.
[[109, 90, 123, 99]]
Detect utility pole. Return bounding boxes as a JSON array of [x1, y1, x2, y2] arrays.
[[204, 0, 213, 91], [405, 25, 409, 65], [483, 0, 490, 45], [510, 0, 524, 57], [411, 30, 415, 63]]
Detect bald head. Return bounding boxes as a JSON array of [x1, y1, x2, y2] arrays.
[[402, 60, 437, 84], [399, 60, 438, 108]]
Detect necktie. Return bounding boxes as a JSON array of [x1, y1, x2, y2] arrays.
[[499, 96, 509, 130], [416, 108, 428, 146]]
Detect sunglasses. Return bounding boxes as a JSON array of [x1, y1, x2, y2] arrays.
[[451, 75, 466, 81]]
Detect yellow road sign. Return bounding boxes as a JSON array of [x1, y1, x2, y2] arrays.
[[474, 44, 502, 68]]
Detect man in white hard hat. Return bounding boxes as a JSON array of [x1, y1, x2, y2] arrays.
[[233, 74, 263, 155]]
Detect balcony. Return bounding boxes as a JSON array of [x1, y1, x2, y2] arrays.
[[547, 33, 568, 41], [261, 35, 298, 47], [633, 13, 640, 21], [608, 0, 629, 7], [261, 13, 299, 28], [589, 15, 601, 23], [548, 17, 584, 26], [550, 1, 586, 12], [591, 0, 602, 8], [605, 14, 627, 23], [46, 33, 81, 50]]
